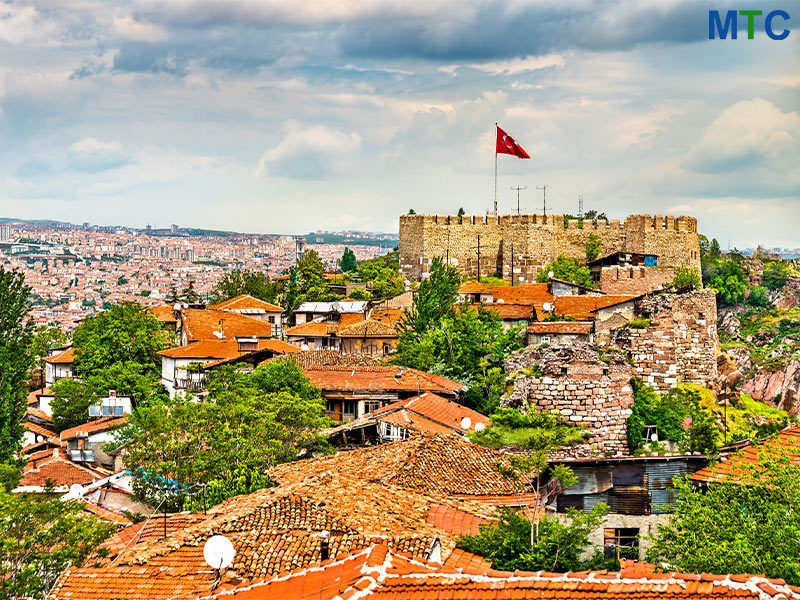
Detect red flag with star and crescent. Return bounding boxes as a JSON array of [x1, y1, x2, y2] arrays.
[[496, 125, 531, 159]]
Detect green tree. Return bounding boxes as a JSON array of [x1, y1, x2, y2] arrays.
[[763, 262, 789, 291], [339, 248, 357, 273], [211, 269, 278, 304], [71, 302, 170, 376], [347, 287, 372, 301], [584, 233, 602, 262], [180, 280, 200, 303], [668, 267, 701, 289], [114, 364, 330, 507], [356, 251, 404, 300], [50, 379, 99, 433], [747, 285, 772, 308], [707, 261, 748, 306], [0, 491, 114, 599], [646, 440, 800, 584], [709, 238, 721, 260], [0, 267, 34, 464], [29, 325, 69, 366], [408, 208, 416, 214], [536, 254, 595, 288]]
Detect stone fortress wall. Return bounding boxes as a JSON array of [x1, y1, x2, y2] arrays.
[[399, 213, 701, 283]]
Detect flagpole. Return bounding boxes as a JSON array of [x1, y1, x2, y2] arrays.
[[493, 123, 498, 215]]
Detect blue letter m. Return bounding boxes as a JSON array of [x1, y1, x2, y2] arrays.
[[709, 10, 738, 38]]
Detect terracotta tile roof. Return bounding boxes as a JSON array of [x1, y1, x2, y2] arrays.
[[691, 424, 800, 483], [459, 282, 553, 305], [270, 434, 525, 498], [80, 501, 132, 525], [26, 406, 53, 424], [193, 544, 800, 600], [209, 295, 283, 313], [549, 294, 638, 320], [480, 303, 534, 319], [59, 416, 127, 442], [285, 321, 335, 337], [269, 351, 380, 368], [181, 309, 274, 342], [443, 547, 492, 572], [24, 420, 56, 439], [28, 386, 54, 405], [528, 321, 594, 334], [158, 339, 298, 360], [148, 305, 178, 324], [47, 566, 213, 600], [20, 449, 105, 488], [426, 503, 488, 536], [301, 365, 466, 396], [369, 393, 489, 432], [370, 308, 405, 327], [334, 318, 398, 338], [43, 347, 75, 364]]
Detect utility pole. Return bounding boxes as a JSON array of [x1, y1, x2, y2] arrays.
[[536, 184, 548, 216], [510, 186, 527, 215], [476, 234, 481, 283], [578, 190, 584, 219], [446, 229, 450, 265], [510, 244, 515, 287]]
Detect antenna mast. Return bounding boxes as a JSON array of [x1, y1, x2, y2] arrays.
[[536, 184, 549, 216], [510, 186, 527, 215], [578, 190, 584, 219]]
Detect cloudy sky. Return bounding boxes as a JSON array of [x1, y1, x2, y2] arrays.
[[1, 0, 798, 246]]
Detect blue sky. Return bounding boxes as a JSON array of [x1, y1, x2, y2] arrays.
[[0, 0, 798, 247]]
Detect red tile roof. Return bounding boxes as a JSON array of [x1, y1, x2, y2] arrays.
[[528, 321, 594, 334], [148, 305, 178, 324], [334, 318, 398, 338], [181, 309, 275, 342], [691, 424, 800, 483], [368, 392, 489, 433], [548, 294, 638, 320], [59, 416, 127, 442], [269, 351, 380, 368], [20, 449, 105, 488], [301, 365, 466, 396], [481, 303, 533, 319], [44, 347, 75, 364], [158, 339, 298, 360], [426, 503, 488, 536], [285, 321, 334, 337], [459, 282, 553, 305], [209, 295, 283, 313], [194, 544, 800, 600]]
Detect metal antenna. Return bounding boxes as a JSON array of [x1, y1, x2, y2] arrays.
[[536, 184, 548, 216], [510, 186, 527, 215], [578, 190, 584, 219]]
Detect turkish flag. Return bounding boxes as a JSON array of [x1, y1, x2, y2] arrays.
[[496, 125, 531, 159]]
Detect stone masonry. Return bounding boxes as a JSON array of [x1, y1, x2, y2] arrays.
[[504, 344, 634, 456], [611, 289, 718, 392], [399, 213, 701, 283], [598, 265, 676, 295]]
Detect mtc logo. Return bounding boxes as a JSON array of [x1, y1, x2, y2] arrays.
[[709, 9, 790, 39]]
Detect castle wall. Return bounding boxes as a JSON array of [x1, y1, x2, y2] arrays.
[[599, 266, 677, 296], [504, 345, 634, 457], [399, 213, 701, 283], [612, 290, 718, 392]]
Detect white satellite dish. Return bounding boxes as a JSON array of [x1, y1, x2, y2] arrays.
[[68, 483, 84, 499], [204, 535, 235, 570], [548, 271, 555, 278], [301, 343, 309, 351], [474, 422, 486, 432], [460, 417, 472, 430]]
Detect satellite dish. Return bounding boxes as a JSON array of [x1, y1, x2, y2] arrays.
[[474, 422, 486, 432], [496, 298, 505, 303], [204, 535, 235, 570], [173, 303, 181, 311], [68, 483, 83, 499], [548, 271, 554, 278], [301, 343, 309, 351], [460, 417, 472, 430]]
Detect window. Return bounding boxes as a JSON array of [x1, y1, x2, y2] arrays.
[[363, 401, 381, 416], [325, 400, 335, 413], [541, 336, 551, 344], [604, 528, 639, 560], [380, 421, 405, 441], [268, 316, 275, 323], [343, 400, 356, 416], [383, 344, 391, 355]]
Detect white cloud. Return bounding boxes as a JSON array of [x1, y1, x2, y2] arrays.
[[443, 54, 566, 76], [0, 3, 60, 45], [112, 13, 167, 41]]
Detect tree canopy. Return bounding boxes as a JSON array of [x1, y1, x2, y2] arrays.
[[210, 269, 279, 304], [355, 250, 404, 300], [339, 248, 357, 272], [0, 267, 34, 464], [536, 254, 595, 289], [71, 302, 169, 376], [646, 439, 800, 585]]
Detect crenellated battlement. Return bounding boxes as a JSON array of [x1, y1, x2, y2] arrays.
[[399, 212, 701, 282]]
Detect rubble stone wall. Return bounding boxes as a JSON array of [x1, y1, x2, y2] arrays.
[[612, 289, 718, 392], [504, 344, 634, 456], [399, 213, 700, 282]]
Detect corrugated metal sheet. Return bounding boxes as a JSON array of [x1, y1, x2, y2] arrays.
[[583, 492, 609, 513], [557, 492, 608, 513], [645, 460, 687, 490], [607, 490, 650, 515], [562, 466, 613, 495], [613, 464, 644, 486], [651, 488, 677, 513]]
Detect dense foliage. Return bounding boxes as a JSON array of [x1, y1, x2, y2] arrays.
[[458, 504, 610, 572], [535, 254, 595, 289], [0, 491, 114, 599], [0, 267, 34, 465], [210, 269, 280, 304], [282, 250, 339, 316], [71, 302, 169, 376], [646, 440, 800, 585], [763, 261, 789, 290], [469, 406, 589, 450], [626, 379, 719, 454], [339, 247, 357, 272], [584, 233, 602, 262], [668, 267, 701, 289], [112, 361, 331, 508], [393, 259, 522, 414], [355, 250, 404, 299]]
